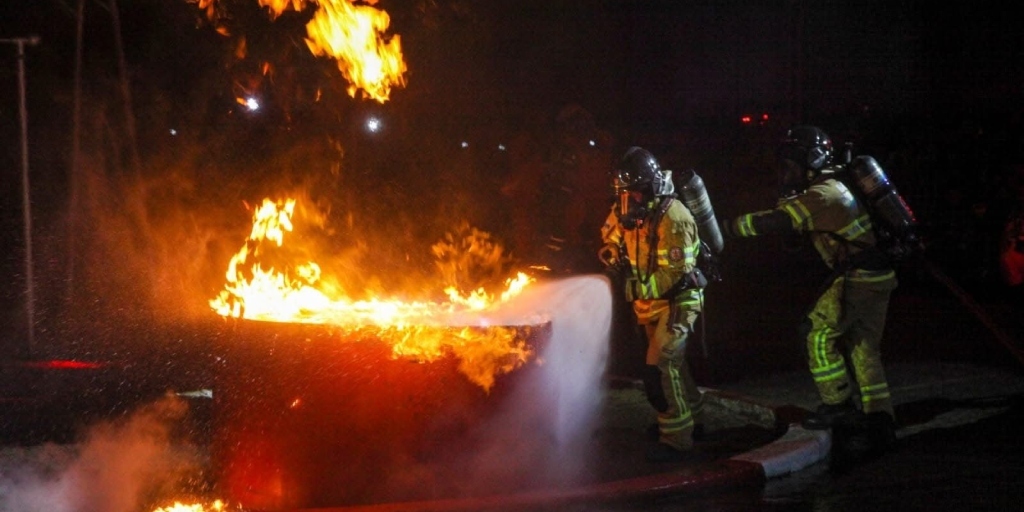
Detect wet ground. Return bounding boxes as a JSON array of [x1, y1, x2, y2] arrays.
[[591, 388, 1024, 512], [514, 353, 1024, 512], [4, 357, 1023, 512]]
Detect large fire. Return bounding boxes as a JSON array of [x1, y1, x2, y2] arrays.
[[210, 198, 541, 391]]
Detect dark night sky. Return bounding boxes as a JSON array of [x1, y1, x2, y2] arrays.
[[2, 1, 1022, 149], [1, 1, 1024, 357], [2, 0, 1023, 251]]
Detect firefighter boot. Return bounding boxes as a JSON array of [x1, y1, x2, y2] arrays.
[[802, 398, 860, 430]]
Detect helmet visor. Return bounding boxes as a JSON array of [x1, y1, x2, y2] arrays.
[[613, 168, 645, 192]]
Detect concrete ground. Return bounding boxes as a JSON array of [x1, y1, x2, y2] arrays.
[[2, 355, 1023, 512]]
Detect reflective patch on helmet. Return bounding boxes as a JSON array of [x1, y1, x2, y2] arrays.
[[669, 246, 684, 261]]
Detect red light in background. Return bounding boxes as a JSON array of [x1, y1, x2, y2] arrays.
[[741, 115, 752, 124], [21, 360, 105, 370]]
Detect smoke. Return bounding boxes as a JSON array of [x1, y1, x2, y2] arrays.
[[478, 274, 615, 485], [55, 109, 514, 329], [383, 274, 614, 497], [0, 395, 203, 512], [494, 274, 614, 450]]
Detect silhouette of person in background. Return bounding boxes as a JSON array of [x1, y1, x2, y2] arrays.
[[998, 164, 1024, 289]]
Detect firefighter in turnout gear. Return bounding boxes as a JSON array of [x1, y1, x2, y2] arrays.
[[721, 126, 898, 433], [599, 147, 708, 463]]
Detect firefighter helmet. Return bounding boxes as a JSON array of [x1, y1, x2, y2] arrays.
[[777, 125, 833, 196], [779, 125, 834, 171], [613, 147, 674, 197]]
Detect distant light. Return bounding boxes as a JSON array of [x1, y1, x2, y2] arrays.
[[497, 144, 506, 151], [21, 360, 105, 370], [588, 140, 596, 146], [461, 141, 469, 148], [245, 97, 260, 111], [741, 115, 752, 124], [169, 128, 177, 136], [762, 113, 769, 121], [365, 116, 382, 133]]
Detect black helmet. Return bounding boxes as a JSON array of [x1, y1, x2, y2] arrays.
[[613, 147, 672, 197], [779, 125, 833, 171]]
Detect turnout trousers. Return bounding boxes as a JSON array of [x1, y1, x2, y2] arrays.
[[636, 299, 704, 450], [803, 271, 898, 416]]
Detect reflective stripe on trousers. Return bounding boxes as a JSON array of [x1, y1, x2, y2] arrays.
[[805, 272, 897, 415], [641, 301, 702, 450]]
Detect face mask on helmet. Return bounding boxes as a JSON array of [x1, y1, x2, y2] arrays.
[[617, 189, 650, 229], [780, 126, 833, 171], [613, 147, 673, 228], [614, 170, 652, 229], [776, 126, 833, 197]]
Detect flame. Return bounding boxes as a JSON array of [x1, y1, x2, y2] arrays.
[[304, 0, 407, 102], [258, 0, 306, 18], [210, 198, 540, 391], [152, 500, 227, 512], [193, 0, 407, 103]]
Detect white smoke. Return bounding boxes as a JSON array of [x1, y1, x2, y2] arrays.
[[0, 395, 202, 512], [494, 273, 614, 445], [388, 273, 615, 495]]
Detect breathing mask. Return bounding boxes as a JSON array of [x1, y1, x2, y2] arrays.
[[617, 189, 650, 230]]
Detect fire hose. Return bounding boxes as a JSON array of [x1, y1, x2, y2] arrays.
[[923, 259, 1024, 367]]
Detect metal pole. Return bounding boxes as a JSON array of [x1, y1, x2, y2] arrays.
[[1, 35, 40, 357]]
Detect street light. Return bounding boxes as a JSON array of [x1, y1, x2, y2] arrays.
[[1, 35, 41, 357]]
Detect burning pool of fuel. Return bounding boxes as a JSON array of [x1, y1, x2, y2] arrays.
[[210, 273, 614, 509]]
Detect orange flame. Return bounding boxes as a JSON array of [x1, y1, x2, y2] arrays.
[[152, 500, 227, 512], [258, 0, 306, 18], [210, 198, 539, 391], [304, 0, 407, 102], [195, 0, 407, 103]]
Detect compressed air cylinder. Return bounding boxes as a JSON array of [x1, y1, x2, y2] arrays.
[[848, 156, 918, 235], [676, 169, 724, 254]]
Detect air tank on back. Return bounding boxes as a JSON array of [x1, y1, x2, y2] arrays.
[[847, 155, 918, 237], [676, 169, 724, 255]]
